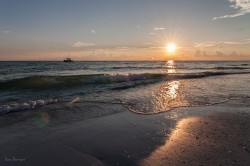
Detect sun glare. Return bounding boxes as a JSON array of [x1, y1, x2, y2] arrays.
[[166, 43, 176, 53]]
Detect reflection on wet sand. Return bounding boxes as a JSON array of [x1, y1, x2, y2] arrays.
[[141, 117, 200, 166], [141, 113, 250, 166]]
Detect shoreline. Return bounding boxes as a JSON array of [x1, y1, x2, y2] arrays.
[[0, 100, 249, 166]]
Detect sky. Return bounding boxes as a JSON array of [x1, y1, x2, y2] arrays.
[[0, 0, 250, 61]]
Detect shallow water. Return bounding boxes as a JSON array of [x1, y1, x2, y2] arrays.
[[0, 61, 250, 115]]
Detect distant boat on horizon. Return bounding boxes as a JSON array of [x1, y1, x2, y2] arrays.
[[63, 58, 73, 62]]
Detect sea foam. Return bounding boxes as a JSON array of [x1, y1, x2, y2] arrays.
[[0, 99, 58, 115]]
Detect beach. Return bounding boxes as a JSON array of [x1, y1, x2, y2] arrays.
[[1, 0, 250, 165], [142, 103, 250, 166], [0, 61, 250, 165], [0, 98, 249, 166]]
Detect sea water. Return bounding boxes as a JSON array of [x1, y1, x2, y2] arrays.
[[0, 61, 250, 115]]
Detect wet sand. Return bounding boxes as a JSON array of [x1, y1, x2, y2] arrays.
[[141, 112, 250, 166], [0, 100, 250, 166]]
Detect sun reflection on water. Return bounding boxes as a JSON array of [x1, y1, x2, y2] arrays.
[[150, 60, 190, 113], [164, 60, 176, 74], [167, 81, 180, 99], [151, 79, 189, 113]]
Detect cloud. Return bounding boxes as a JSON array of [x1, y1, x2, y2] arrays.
[[91, 30, 96, 34], [149, 33, 156, 35], [213, 0, 250, 20], [230, 51, 240, 56], [223, 41, 241, 45], [216, 51, 225, 56], [154, 27, 165, 31], [194, 42, 218, 47], [3, 30, 11, 34], [70, 42, 95, 48], [244, 38, 250, 42], [114, 47, 129, 50], [194, 50, 207, 57], [136, 25, 141, 29], [194, 40, 249, 48]]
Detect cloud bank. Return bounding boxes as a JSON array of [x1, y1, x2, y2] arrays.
[[213, 0, 250, 20]]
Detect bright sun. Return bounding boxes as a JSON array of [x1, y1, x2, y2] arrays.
[[166, 43, 176, 53]]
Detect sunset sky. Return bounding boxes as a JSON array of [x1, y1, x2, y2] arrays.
[[0, 0, 250, 61]]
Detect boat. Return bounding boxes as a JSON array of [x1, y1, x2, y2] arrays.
[[63, 58, 73, 62]]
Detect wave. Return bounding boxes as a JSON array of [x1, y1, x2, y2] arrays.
[[1, 71, 249, 116], [110, 66, 250, 70], [215, 66, 250, 70], [0, 98, 58, 115], [0, 71, 249, 90], [110, 66, 152, 69], [0, 73, 164, 89]]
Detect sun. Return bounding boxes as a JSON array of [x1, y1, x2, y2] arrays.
[[166, 43, 176, 53]]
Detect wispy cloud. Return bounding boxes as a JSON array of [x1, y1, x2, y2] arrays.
[[213, 0, 250, 20], [91, 30, 96, 34], [194, 42, 218, 48], [149, 33, 156, 35], [194, 40, 249, 48], [136, 25, 141, 29], [70, 42, 95, 48], [154, 27, 165, 31], [114, 47, 129, 50], [223, 41, 242, 45], [3, 30, 11, 34], [244, 38, 250, 42]]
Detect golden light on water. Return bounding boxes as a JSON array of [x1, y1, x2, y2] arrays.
[[167, 81, 180, 99], [165, 60, 176, 73]]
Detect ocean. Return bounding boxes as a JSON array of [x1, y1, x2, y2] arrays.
[[0, 61, 250, 116]]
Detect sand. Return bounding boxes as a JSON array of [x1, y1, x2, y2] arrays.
[[141, 112, 250, 166], [0, 100, 250, 166]]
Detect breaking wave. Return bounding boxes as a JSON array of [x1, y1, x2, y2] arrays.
[[0, 98, 58, 115], [0, 71, 249, 90]]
